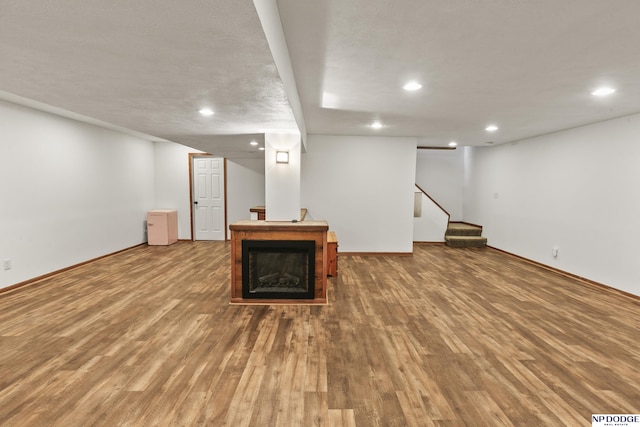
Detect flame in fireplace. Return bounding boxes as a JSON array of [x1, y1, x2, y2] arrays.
[[258, 272, 301, 287]]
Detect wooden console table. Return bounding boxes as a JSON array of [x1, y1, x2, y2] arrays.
[[327, 231, 338, 277], [249, 206, 308, 221]]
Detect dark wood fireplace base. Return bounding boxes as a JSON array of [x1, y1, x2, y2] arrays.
[[229, 220, 329, 305]]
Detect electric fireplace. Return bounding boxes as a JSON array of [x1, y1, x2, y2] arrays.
[[229, 220, 328, 305], [242, 240, 315, 299]]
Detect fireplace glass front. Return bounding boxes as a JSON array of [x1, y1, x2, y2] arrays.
[[242, 240, 316, 299]]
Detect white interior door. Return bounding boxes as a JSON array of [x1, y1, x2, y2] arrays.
[[192, 156, 225, 240]]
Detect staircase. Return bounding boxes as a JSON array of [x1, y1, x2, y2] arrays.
[[445, 222, 487, 248]]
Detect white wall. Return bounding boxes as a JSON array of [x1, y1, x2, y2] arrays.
[[413, 186, 449, 242], [0, 97, 267, 289], [415, 148, 465, 221], [227, 158, 265, 237], [464, 113, 640, 296], [0, 100, 155, 289], [301, 135, 417, 253], [153, 141, 203, 239], [265, 133, 301, 221]]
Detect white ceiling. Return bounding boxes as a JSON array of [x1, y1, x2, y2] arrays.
[[2, 0, 640, 157]]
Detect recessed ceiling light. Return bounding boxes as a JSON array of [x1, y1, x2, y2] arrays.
[[371, 121, 382, 129], [448, 141, 458, 147], [403, 81, 422, 91], [199, 108, 215, 116], [250, 140, 258, 146], [591, 87, 616, 97], [258, 147, 265, 151], [485, 125, 498, 132]]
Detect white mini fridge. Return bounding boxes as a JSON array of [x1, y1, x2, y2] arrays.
[[147, 210, 178, 245]]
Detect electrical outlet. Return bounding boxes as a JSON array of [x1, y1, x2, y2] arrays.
[[552, 247, 559, 258], [3, 259, 11, 270]]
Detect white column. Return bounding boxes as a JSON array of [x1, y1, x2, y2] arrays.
[[265, 132, 301, 221]]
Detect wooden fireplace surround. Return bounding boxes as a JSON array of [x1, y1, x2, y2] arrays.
[[229, 220, 328, 305]]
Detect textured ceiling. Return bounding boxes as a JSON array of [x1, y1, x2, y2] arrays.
[[1, 0, 640, 156], [278, 0, 640, 146], [0, 0, 296, 158]]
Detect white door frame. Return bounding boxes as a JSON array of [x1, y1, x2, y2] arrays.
[[188, 153, 228, 241]]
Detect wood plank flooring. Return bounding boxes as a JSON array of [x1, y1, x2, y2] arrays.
[[0, 241, 638, 426]]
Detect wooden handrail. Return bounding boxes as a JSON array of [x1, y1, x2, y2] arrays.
[[415, 183, 451, 222]]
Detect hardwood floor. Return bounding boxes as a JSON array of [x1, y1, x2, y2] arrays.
[[1, 241, 638, 426]]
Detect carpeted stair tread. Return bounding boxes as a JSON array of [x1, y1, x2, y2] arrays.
[[445, 235, 487, 248], [444, 222, 487, 247], [445, 223, 483, 237]]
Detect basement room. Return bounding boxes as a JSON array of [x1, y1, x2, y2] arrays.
[[1, 1, 639, 426]]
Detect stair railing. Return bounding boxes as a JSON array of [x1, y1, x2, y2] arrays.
[[415, 183, 450, 224]]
